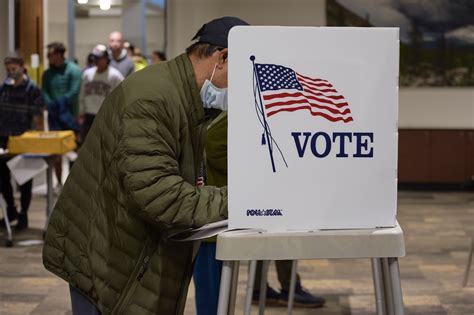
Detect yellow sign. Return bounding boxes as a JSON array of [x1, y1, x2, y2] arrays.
[[8, 131, 76, 154]]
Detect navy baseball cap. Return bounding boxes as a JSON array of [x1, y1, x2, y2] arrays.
[[191, 16, 249, 48]]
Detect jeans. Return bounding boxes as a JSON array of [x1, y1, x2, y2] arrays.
[[70, 285, 101, 315], [193, 242, 223, 315]]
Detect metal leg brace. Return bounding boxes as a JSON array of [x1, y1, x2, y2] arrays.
[[217, 261, 234, 315], [371, 258, 386, 315], [462, 236, 474, 287], [287, 260, 298, 315], [245, 261, 257, 315], [388, 258, 404, 315], [259, 260, 271, 315]]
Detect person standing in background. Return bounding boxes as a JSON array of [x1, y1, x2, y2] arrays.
[[42, 42, 81, 190], [0, 52, 44, 230], [193, 111, 325, 313], [124, 42, 148, 72], [151, 51, 167, 65], [108, 31, 134, 77], [193, 111, 227, 315], [79, 44, 124, 142], [83, 53, 95, 73]]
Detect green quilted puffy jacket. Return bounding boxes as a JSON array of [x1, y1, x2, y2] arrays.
[[42, 53, 228, 314]]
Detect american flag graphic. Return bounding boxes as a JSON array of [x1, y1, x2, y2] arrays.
[[255, 63, 353, 123]]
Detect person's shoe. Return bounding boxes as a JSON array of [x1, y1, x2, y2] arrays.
[[279, 283, 325, 308], [0, 206, 19, 227], [14, 213, 28, 231], [252, 285, 281, 306]]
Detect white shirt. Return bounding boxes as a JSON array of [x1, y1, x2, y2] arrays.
[[79, 66, 124, 115]]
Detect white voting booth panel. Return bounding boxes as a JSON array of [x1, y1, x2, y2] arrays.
[[228, 27, 399, 231]]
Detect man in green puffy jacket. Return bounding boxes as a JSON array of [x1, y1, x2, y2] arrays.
[[43, 16, 248, 315]]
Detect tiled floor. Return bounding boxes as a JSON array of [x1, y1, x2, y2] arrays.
[[1, 191, 474, 314]]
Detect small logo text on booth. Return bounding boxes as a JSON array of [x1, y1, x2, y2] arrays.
[[246, 209, 284, 217]]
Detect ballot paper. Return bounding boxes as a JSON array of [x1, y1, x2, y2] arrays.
[[6, 155, 48, 186], [169, 220, 262, 241], [170, 220, 229, 241]]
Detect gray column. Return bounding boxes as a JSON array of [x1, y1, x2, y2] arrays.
[[8, 0, 15, 52], [122, 0, 147, 55], [67, 0, 75, 60]]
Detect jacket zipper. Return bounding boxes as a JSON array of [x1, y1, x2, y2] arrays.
[[112, 237, 152, 314]]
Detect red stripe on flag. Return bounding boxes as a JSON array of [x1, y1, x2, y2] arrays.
[[295, 73, 328, 83], [264, 99, 352, 116], [266, 106, 354, 123], [299, 87, 347, 107], [300, 82, 338, 93], [263, 91, 345, 101], [263, 91, 349, 108], [297, 75, 333, 88]]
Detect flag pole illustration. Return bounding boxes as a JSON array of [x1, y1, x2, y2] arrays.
[[251, 55, 288, 173]]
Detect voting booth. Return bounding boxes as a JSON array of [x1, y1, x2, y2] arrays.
[[228, 26, 399, 231], [218, 27, 405, 315]]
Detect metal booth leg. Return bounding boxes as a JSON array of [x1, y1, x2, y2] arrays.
[[462, 236, 474, 287], [228, 261, 240, 315], [1, 199, 13, 247], [259, 260, 271, 315], [371, 258, 386, 315], [245, 261, 257, 315], [382, 258, 395, 315], [388, 258, 404, 315], [217, 261, 234, 315], [287, 260, 298, 315]]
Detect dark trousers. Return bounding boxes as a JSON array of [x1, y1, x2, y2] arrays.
[[255, 260, 301, 291], [193, 242, 223, 315], [81, 113, 96, 144], [0, 158, 32, 213], [70, 286, 101, 315]]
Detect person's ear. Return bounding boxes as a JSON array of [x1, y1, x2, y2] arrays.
[[217, 48, 228, 67]]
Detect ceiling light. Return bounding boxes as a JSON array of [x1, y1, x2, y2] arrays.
[[77, 0, 88, 4], [99, 0, 111, 10]]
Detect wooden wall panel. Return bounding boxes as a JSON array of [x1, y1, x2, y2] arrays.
[[398, 130, 431, 183], [16, 0, 43, 83], [430, 130, 467, 183], [467, 131, 474, 182], [398, 129, 474, 185]]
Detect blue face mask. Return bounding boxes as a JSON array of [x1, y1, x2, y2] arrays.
[[200, 64, 228, 111]]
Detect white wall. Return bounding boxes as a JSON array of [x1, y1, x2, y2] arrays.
[[167, 0, 326, 58], [75, 11, 165, 67], [0, 0, 9, 80], [46, 0, 69, 50], [399, 88, 474, 129], [146, 13, 165, 57], [76, 16, 121, 66]]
